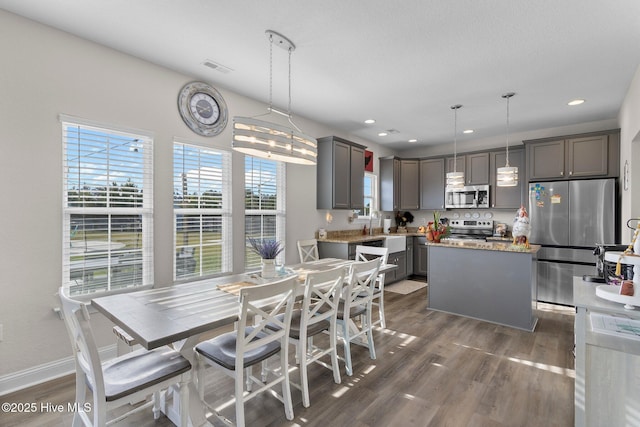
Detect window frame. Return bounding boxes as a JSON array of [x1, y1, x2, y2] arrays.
[[359, 171, 379, 219], [244, 157, 286, 270], [61, 115, 154, 297], [173, 140, 232, 280]]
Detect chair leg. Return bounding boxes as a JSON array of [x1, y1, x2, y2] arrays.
[[366, 310, 376, 360], [245, 367, 252, 391], [330, 325, 341, 385], [341, 320, 353, 376], [178, 375, 189, 427], [280, 344, 294, 420], [379, 293, 386, 329], [152, 391, 161, 419], [299, 335, 310, 408], [235, 368, 246, 427]]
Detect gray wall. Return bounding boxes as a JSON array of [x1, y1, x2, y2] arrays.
[[1, 9, 637, 389]]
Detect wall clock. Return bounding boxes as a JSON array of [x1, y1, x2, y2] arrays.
[[178, 81, 228, 137]]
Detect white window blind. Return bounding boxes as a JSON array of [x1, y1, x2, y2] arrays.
[[363, 172, 378, 218], [62, 118, 153, 296], [173, 141, 232, 280], [244, 157, 286, 269]]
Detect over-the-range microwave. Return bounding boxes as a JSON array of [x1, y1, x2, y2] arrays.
[[445, 185, 490, 209]]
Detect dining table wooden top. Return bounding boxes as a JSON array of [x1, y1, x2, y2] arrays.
[[92, 258, 395, 351]]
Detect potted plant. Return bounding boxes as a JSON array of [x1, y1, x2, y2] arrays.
[[248, 237, 284, 278]]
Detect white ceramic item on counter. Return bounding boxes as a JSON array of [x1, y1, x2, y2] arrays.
[[600, 251, 640, 309]]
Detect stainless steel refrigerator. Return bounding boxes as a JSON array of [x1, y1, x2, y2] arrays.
[[528, 178, 617, 305]]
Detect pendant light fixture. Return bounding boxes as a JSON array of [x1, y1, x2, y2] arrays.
[[232, 30, 317, 165], [497, 92, 518, 187], [446, 104, 465, 190]]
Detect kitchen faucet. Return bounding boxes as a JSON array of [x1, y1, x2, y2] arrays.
[[369, 211, 379, 235]]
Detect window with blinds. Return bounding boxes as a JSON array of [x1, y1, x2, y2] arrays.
[[244, 157, 286, 269], [362, 172, 378, 218], [173, 142, 232, 280], [61, 117, 153, 296]]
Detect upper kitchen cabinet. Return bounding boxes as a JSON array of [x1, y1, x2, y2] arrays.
[[525, 130, 620, 181], [380, 157, 420, 211], [420, 158, 445, 210], [317, 136, 366, 209], [446, 152, 489, 185], [490, 148, 525, 209]]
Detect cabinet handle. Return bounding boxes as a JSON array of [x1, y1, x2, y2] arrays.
[[560, 171, 564, 176], [569, 171, 573, 176]]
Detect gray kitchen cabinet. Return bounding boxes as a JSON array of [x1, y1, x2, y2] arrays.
[[490, 148, 525, 209], [446, 152, 489, 185], [380, 157, 420, 211], [525, 130, 620, 181], [420, 158, 445, 210], [317, 136, 366, 209], [465, 152, 490, 185], [400, 159, 420, 210], [414, 236, 428, 277], [385, 250, 407, 285], [380, 157, 400, 211], [567, 135, 609, 177], [317, 239, 384, 260], [406, 236, 414, 276], [527, 139, 567, 180]]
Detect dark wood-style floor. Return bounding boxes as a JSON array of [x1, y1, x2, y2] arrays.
[[3, 284, 575, 426]]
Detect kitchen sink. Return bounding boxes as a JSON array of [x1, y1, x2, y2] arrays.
[[384, 235, 406, 253]]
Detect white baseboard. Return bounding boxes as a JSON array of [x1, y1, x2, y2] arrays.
[[0, 344, 117, 396]]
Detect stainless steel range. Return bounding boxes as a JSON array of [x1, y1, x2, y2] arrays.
[[447, 219, 493, 242]]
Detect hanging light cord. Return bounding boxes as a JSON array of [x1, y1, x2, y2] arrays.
[[268, 34, 273, 111], [256, 32, 302, 134], [451, 105, 461, 173], [287, 44, 303, 133], [454, 107, 458, 172]]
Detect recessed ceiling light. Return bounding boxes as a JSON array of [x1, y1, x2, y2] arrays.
[[408, 139, 417, 143], [463, 129, 474, 134], [568, 99, 585, 106], [364, 119, 376, 124], [378, 132, 388, 137]]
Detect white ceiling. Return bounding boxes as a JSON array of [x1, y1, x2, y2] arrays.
[[2, 0, 640, 150]]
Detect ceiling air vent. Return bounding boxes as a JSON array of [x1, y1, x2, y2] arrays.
[[202, 59, 233, 74]]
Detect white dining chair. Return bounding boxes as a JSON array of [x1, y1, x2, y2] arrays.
[[194, 276, 298, 427], [267, 266, 344, 408], [337, 257, 381, 376], [58, 287, 192, 427], [297, 239, 319, 263], [355, 245, 390, 328]]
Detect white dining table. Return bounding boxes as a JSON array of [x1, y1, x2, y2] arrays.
[[91, 257, 395, 426]]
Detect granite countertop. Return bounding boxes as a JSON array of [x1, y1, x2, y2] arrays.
[[426, 239, 541, 254], [318, 232, 424, 244]]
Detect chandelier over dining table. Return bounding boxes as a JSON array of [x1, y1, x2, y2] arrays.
[[232, 30, 317, 165]]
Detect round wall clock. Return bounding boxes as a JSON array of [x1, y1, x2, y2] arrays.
[[178, 81, 228, 137]]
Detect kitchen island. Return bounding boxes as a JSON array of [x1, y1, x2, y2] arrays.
[[427, 240, 540, 331]]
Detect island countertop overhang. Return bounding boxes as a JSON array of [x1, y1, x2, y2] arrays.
[[425, 240, 541, 254]]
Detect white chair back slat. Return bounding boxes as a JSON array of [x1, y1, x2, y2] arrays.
[[297, 239, 320, 263], [354, 245, 390, 328]]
